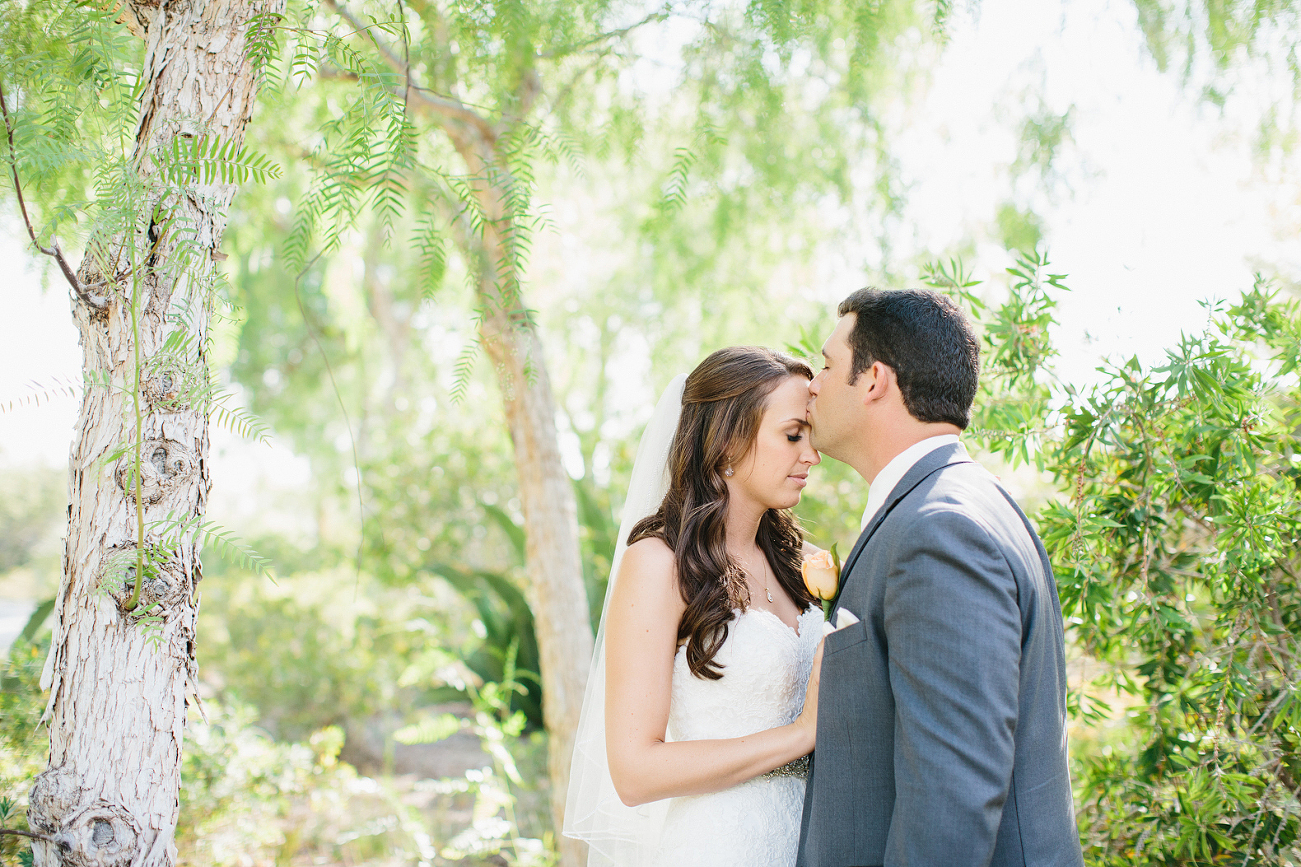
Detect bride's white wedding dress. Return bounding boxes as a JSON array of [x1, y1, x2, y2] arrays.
[[652, 605, 823, 867], [564, 376, 822, 867]]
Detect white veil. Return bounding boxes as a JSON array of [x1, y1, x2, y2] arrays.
[[563, 374, 687, 867]]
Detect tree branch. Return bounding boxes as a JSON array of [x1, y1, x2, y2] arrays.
[[538, 6, 671, 59], [0, 80, 109, 310], [1273, 756, 1301, 802], [0, 826, 62, 846], [396, 0, 412, 115], [547, 46, 619, 119], [321, 0, 496, 142]]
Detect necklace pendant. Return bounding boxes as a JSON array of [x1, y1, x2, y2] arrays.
[[766, 589, 774, 603]]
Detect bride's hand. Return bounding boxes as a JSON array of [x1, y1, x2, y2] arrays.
[[795, 638, 825, 752]]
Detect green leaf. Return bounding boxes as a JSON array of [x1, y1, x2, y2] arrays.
[[393, 712, 463, 745], [156, 135, 283, 187], [148, 512, 275, 583], [483, 504, 525, 564], [17, 597, 55, 644]]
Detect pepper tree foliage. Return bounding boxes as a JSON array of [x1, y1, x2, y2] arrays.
[[960, 254, 1301, 864], [1129, 0, 1301, 162], [224, 0, 1301, 781], [218, 0, 955, 724], [233, 0, 944, 376], [1131, 0, 1301, 88]]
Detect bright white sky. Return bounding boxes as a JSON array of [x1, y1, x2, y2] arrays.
[[1, 0, 1298, 473], [899, 0, 1299, 387]]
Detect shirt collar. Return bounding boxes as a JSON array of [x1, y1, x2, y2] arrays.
[[860, 434, 963, 529]]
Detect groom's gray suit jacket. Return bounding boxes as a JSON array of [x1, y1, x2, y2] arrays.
[[796, 443, 1083, 867]]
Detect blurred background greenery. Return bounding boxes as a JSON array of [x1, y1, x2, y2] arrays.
[[2, 0, 1300, 864]]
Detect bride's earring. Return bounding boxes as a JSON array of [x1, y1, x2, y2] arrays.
[[724, 467, 734, 477]]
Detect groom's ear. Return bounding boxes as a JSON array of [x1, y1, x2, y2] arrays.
[[860, 361, 894, 407]]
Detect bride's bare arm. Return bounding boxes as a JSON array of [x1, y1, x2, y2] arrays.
[[604, 537, 816, 808]]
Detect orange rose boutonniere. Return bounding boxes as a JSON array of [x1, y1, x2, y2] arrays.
[[801, 544, 842, 621]]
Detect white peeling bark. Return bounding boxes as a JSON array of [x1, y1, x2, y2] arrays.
[[30, 1, 282, 864]]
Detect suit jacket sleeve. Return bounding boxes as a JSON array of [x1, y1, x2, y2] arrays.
[[882, 507, 1021, 867]]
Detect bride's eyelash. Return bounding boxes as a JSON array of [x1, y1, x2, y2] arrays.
[[787, 434, 803, 443]]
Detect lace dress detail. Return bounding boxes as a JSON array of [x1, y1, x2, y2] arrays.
[[651, 606, 823, 867]]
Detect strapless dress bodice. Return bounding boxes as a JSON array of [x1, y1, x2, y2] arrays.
[[653, 605, 822, 867]]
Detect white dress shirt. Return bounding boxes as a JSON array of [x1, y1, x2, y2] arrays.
[[860, 434, 964, 529]]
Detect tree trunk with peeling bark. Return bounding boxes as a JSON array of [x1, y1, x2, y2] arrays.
[[27, 1, 280, 864], [480, 313, 594, 867], [450, 132, 595, 867], [288, 4, 598, 860]]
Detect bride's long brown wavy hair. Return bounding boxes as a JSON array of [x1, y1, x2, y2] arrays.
[[628, 346, 816, 680]]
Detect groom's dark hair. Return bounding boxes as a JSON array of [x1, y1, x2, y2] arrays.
[[838, 288, 980, 429]]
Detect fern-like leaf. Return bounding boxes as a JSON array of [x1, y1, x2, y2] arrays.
[[289, 33, 322, 87], [413, 216, 448, 299], [156, 135, 283, 186], [0, 376, 80, 413], [450, 335, 479, 405], [659, 146, 695, 214], [394, 712, 463, 745], [150, 511, 276, 582], [933, 0, 954, 40], [209, 400, 273, 443], [244, 11, 284, 89]]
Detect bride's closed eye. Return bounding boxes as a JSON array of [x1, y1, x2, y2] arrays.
[[787, 434, 804, 443]]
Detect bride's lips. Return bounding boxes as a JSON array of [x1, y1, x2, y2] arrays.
[[789, 474, 809, 488]]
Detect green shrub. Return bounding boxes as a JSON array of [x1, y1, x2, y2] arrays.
[[1040, 282, 1301, 863]]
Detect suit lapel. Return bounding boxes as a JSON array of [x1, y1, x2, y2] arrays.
[[831, 442, 974, 612]]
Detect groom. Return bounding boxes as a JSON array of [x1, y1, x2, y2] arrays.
[[797, 288, 1084, 867]]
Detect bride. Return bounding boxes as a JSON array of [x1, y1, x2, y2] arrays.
[[565, 346, 826, 867]]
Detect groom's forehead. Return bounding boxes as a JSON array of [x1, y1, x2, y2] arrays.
[[826, 314, 856, 353]]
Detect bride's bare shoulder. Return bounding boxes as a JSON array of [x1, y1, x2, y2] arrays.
[[614, 536, 680, 605], [623, 535, 674, 567]]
